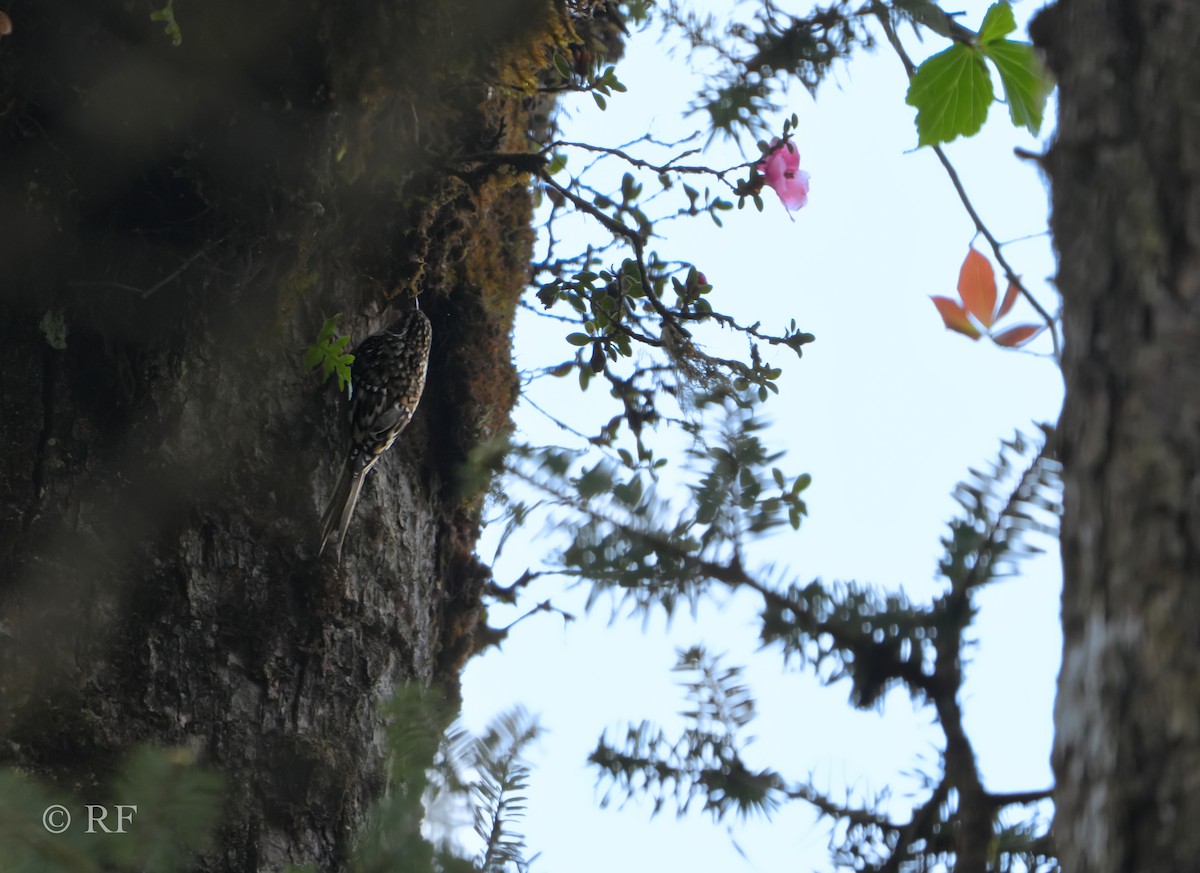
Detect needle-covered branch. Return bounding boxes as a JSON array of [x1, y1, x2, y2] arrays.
[[488, 399, 1060, 871]]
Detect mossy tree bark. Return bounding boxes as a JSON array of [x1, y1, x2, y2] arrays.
[[1033, 2, 1200, 869], [0, 1, 556, 868]]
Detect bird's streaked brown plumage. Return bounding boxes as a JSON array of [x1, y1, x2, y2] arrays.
[[319, 309, 432, 562]]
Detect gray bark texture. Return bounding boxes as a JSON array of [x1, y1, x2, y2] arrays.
[[0, 1, 554, 868], [1033, 2, 1200, 870]]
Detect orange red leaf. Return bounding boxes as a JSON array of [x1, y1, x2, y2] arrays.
[[957, 247, 997, 327], [997, 281, 1020, 320], [931, 296, 982, 339], [992, 323, 1044, 347]]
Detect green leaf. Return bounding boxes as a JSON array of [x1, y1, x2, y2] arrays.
[[976, 2, 1016, 43], [149, 0, 183, 46], [603, 66, 627, 92], [905, 43, 994, 146], [335, 355, 354, 392], [983, 39, 1054, 135], [306, 314, 354, 394], [576, 464, 614, 499], [566, 332, 591, 346], [621, 173, 636, 201]]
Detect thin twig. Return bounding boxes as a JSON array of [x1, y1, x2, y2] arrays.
[[985, 787, 1055, 807], [69, 238, 224, 299], [545, 138, 752, 181], [871, 3, 1062, 362], [539, 171, 681, 332]]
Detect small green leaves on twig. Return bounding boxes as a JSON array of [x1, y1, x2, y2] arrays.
[[548, 48, 627, 111], [150, 0, 183, 47], [591, 65, 627, 110], [305, 314, 354, 393]]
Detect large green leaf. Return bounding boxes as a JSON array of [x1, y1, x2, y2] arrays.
[[905, 43, 994, 146], [976, 1, 1016, 43], [983, 39, 1054, 135]]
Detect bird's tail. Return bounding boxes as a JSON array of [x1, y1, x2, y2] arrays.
[[318, 462, 367, 563]]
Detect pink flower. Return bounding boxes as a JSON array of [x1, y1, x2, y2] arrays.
[[757, 137, 810, 213]]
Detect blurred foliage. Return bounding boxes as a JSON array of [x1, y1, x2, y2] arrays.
[[0, 747, 221, 873], [0, 691, 539, 873], [584, 428, 1062, 871], [591, 646, 783, 819], [350, 686, 540, 873]]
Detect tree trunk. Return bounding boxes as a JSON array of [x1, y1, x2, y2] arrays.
[[0, 1, 552, 868], [1033, 2, 1200, 869]]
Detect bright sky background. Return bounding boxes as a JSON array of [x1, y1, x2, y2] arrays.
[[459, 2, 1062, 870]]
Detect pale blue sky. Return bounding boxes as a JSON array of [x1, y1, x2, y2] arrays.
[[459, 2, 1062, 870]]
